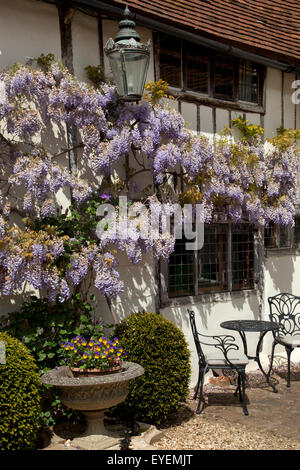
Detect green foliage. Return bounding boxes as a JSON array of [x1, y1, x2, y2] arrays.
[[0, 295, 111, 426], [0, 295, 107, 373], [232, 115, 264, 140], [26, 193, 120, 283], [112, 312, 191, 425], [269, 126, 300, 151], [85, 65, 107, 88], [144, 79, 174, 104], [36, 53, 59, 72], [32, 192, 119, 247], [219, 125, 233, 137], [0, 332, 41, 450]]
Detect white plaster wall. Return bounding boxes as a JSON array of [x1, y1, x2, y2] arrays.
[[181, 102, 197, 133], [199, 105, 213, 134], [72, 10, 100, 81], [0, 4, 299, 388], [296, 96, 300, 129], [89, 252, 158, 326], [0, 0, 61, 68], [216, 108, 229, 133], [0, 0, 63, 314], [283, 72, 296, 130], [246, 113, 261, 126], [161, 291, 261, 385], [264, 67, 282, 138], [264, 253, 300, 364]]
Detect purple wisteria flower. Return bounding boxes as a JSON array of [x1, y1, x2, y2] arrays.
[[0, 58, 299, 307], [100, 193, 112, 201]]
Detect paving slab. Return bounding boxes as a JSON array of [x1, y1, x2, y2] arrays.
[[41, 421, 162, 451]]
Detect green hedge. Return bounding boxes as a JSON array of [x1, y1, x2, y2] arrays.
[[113, 312, 191, 425], [0, 332, 41, 450], [0, 295, 107, 426]]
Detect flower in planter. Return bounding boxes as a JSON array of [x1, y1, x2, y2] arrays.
[[60, 335, 127, 371]]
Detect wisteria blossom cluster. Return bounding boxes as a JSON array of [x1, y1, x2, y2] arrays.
[[0, 226, 69, 300], [178, 136, 300, 226], [0, 58, 299, 306], [97, 196, 177, 265]]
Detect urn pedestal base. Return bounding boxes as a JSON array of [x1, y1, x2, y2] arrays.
[[41, 363, 144, 451], [72, 410, 121, 450]]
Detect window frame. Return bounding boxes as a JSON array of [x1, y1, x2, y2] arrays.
[[160, 223, 258, 306], [154, 32, 266, 114], [294, 215, 300, 248], [264, 223, 294, 250]]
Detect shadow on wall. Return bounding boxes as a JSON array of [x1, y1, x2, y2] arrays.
[[114, 266, 157, 320], [163, 290, 261, 334], [266, 253, 296, 294], [40, 122, 69, 157], [162, 291, 261, 384], [0, 291, 38, 318], [93, 259, 158, 326]]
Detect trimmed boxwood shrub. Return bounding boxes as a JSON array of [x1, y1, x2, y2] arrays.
[[0, 332, 41, 450], [0, 295, 108, 426], [113, 312, 191, 425]]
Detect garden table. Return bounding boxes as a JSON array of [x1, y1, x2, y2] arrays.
[[220, 320, 280, 393]]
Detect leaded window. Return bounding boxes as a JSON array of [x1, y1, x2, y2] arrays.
[[294, 217, 300, 247], [232, 224, 254, 290], [264, 223, 292, 249], [168, 237, 194, 297], [198, 224, 227, 293], [159, 35, 181, 88], [167, 223, 255, 298], [157, 33, 264, 105], [214, 55, 235, 101], [239, 60, 261, 104], [185, 42, 209, 94]]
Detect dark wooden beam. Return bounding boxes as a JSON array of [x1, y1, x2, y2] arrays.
[[97, 14, 105, 70], [152, 31, 159, 81], [295, 74, 298, 130], [281, 70, 284, 128], [212, 106, 216, 134], [57, 2, 75, 74], [167, 89, 265, 115], [57, 2, 78, 173]]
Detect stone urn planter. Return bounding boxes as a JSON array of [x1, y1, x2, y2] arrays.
[[41, 361, 144, 450], [70, 365, 121, 377]]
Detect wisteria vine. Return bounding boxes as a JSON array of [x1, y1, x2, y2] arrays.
[[0, 57, 299, 314]]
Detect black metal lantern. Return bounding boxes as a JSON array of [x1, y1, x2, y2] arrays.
[[104, 6, 151, 102]]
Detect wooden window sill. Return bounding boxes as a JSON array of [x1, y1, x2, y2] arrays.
[[161, 288, 257, 308], [167, 87, 265, 114]]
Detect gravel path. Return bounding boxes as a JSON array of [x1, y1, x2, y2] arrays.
[[153, 370, 300, 450], [153, 415, 300, 450]]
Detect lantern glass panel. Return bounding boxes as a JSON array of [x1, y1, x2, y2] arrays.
[[108, 50, 126, 97], [122, 50, 149, 99]]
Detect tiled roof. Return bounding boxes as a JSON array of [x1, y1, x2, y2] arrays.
[[104, 0, 300, 66]]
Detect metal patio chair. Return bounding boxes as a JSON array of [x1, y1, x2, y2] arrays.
[[188, 310, 249, 415], [268, 293, 300, 387]]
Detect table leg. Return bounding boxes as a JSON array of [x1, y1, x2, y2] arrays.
[[256, 330, 278, 393], [238, 330, 248, 356]]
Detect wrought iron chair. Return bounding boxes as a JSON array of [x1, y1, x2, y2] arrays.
[[268, 293, 300, 387], [188, 310, 249, 416]]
